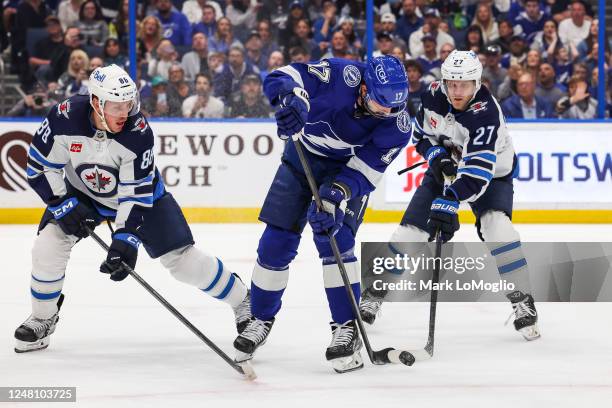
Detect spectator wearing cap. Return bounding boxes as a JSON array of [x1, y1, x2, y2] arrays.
[[409, 8, 454, 58], [337, 16, 363, 58], [182, 0, 223, 25], [416, 34, 441, 75], [396, 0, 423, 44], [404, 59, 427, 117], [558, 0, 591, 49], [322, 30, 352, 59], [77, 0, 108, 47], [502, 73, 555, 119], [142, 75, 169, 117], [535, 62, 566, 107], [29, 16, 65, 85], [490, 19, 514, 54], [166, 63, 192, 117], [182, 32, 210, 82], [57, 0, 82, 31], [471, 2, 499, 44], [530, 19, 563, 62], [226, 74, 272, 118], [155, 0, 191, 46], [501, 34, 528, 69], [381, 12, 408, 52], [313, 0, 338, 44], [555, 75, 597, 119], [209, 17, 243, 55], [482, 45, 507, 97], [373, 31, 395, 57], [192, 4, 217, 39], [226, 0, 261, 40], [260, 50, 284, 82], [285, 18, 318, 60], [214, 45, 258, 101], [182, 72, 225, 118], [513, 0, 548, 41], [245, 30, 267, 72]]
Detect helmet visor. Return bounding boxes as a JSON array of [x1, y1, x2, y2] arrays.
[[363, 93, 406, 119], [103, 94, 140, 117]]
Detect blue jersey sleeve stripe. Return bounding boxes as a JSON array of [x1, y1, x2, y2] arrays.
[[457, 167, 493, 181], [118, 196, 154, 205], [28, 147, 64, 169], [119, 174, 154, 186], [463, 152, 497, 163]]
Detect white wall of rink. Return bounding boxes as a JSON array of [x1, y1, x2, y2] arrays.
[[0, 120, 610, 213]]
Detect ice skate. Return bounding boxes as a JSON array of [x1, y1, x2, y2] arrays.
[[232, 288, 251, 334], [14, 295, 64, 353], [359, 287, 387, 325], [233, 317, 274, 362], [326, 320, 364, 373], [506, 292, 540, 341]]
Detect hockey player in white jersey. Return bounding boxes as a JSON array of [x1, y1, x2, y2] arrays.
[[14, 65, 251, 353], [359, 51, 540, 341]]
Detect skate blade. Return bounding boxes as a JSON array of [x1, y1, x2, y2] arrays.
[[330, 351, 364, 374], [519, 325, 541, 341], [14, 337, 50, 353], [234, 350, 254, 363]]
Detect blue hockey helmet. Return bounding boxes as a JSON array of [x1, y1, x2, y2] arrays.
[[363, 55, 408, 119]]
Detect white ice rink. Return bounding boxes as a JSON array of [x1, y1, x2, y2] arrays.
[[1, 223, 611, 408]]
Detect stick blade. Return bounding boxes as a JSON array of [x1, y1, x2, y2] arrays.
[[237, 361, 257, 381], [373, 348, 415, 366], [405, 348, 433, 362]]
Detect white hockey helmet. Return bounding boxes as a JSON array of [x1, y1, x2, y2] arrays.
[[440, 50, 483, 100], [88, 64, 140, 131]]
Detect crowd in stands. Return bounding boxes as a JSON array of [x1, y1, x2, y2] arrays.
[[0, 0, 610, 119]]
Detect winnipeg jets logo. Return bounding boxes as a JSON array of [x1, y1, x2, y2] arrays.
[[429, 117, 438, 129], [84, 167, 112, 191], [301, 121, 361, 156], [468, 101, 488, 114], [396, 111, 411, 133], [76, 163, 118, 197], [429, 81, 440, 95], [131, 117, 148, 133], [343, 65, 361, 87], [375, 64, 388, 84], [57, 100, 71, 119]]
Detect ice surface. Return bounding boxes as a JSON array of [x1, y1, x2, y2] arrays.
[[1, 223, 611, 408]]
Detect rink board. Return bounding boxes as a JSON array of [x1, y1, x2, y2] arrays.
[[0, 120, 610, 223]]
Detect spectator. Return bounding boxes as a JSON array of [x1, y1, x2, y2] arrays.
[[557, 0, 590, 49], [472, 2, 499, 44], [555, 75, 597, 119], [148, 39, 178, 79], [142, 75, 169, 116], [103, 38, 128, 69], [572, 61, 589, 83], [322, 30, 351, 59], [8, 82, 60, 117], [207, 51, 225, 74], [464, 25, 485, 54], [155, 0, 191, 46], [535, 62, 565, 108], [208, 17, 243, 54], [396, 0, 423, 43], [139, 15, 163, 60], [425, 42, 454, 81], [577, 18, 604, 61], [166, 63, 192, 116], [182, 0, 223, 25], [289, 45, 310, 63], [285, 18, 317, 61], [182, 32, 209, 82], [57, 0, 82, 31], [182, 72, 224, 118], [244, 30, 267, 72], [89, 55, 103, 71], [280, 1, 310, 51], [337, 15, 363, 58], [226, 74, 272, 118], [192, 4, 217, 39], [109, 0, 129, 44], [523, 49, 542, 78], [409, 8, 454, 58], [497, 64, 524, 101], [260, 50, 284, 82], [29, 16, 65, 85], [404, 59, 426, 117], [482, 44, 507, 97], [502, 73, 555, 118], [49, 26, 83, 82], [213, 46, 258, 101], [373, 31, 395, 57], [313, 0, 337, 44], [513, 0, 547, 40], [490, 18, 513, 54], [501, 34, 528, 69], [257, 20, 280, 64], [58, 49, 90, 97], [416, 34, 441, 75], [11, 0, 48, 80], [381, 12, 408, 52], [225, 0, 261, 40], [552, 45, 573, 85], [391, 44, 409, 64], [530, 19, 563, 62], [77, 0, 108, 46]]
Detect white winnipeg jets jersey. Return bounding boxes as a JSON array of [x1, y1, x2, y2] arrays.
[[412, 82, 516, 202], [27, 95, 163, 229]]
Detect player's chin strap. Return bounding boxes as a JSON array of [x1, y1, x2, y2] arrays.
[[94, 99, 114, 133]]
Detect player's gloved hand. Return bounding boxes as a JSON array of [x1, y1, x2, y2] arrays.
[[427, 195, 460, 243], [47, 196, 97, 238], [308, 183, 348, 242], [426, 146, 457, 185], [275, 87, 310, 140], [99, 229, 141, 281]]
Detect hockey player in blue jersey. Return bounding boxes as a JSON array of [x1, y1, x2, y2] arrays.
[[14, 65, 251, 353], [358, 51, 540, 341], [232, 55, 411, 372]]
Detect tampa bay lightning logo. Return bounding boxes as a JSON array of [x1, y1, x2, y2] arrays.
[[343, 65, 361, 87], [302, 121, 362, 157], [75, 163, 118, 198], [396, 111, 411, 133]]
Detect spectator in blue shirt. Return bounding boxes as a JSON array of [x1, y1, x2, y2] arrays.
[[514, 0, 548, 41], [213, 45, 258, 101], [502, 73, 555, 118], [155, 0, 191, 46], [192, 3, 217, 39], [404, 59, 427, 117], [396, 0, 423, 43], [312, 0, 337, 44], [416, 34, 441, 75]]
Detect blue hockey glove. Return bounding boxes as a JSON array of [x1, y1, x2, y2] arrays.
[[427, 196, 460, 243], [426, 146, 457, 185], [275, 87, 310, 140], [99, 229, 141, 281], [47, 196, 97, 238], [308, 183, 348, 242]]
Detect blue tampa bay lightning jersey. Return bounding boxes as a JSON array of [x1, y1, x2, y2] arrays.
[[27, 94, 163, 230], [263, 58, 412, 199], [412, 81, 515, 202]]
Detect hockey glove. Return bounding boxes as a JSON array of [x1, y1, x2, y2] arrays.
[[427, 196, 460, 243], [99, 229, 141, 281], [308, 183, 348, 243], [275, 87, 310, 140], [47, 196, 97, 238], [426, 146, 457, 185]]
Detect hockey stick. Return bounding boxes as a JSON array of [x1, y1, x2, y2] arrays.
[[397, 161, 426, 175], [292, 134, 415, 367], [85, 226, 257, 381]]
